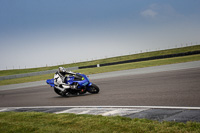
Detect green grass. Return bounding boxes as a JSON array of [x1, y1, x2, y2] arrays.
[[0, 112, 200, 133], [0, 54, 200, 86], [76, 54, 200, 75], [0, 45, 200, 76]]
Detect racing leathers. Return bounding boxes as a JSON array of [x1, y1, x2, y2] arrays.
[[54, 71, 77, 91]]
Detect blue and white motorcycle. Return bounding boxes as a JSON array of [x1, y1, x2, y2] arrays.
[[46, 72, 99, 96]]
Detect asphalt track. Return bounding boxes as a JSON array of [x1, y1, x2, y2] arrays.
[[0, 65, 200, 107], [1, 62, 200, 122]]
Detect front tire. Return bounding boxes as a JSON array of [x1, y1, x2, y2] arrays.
[[88, 84, 99, 94]]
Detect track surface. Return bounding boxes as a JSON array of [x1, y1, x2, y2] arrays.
[[0, 67, 200, 107]]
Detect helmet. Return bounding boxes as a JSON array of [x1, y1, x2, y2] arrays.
[[58, 67, 66, 73]]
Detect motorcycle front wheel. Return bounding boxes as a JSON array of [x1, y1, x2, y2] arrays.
[[88, 84, 99, 94]]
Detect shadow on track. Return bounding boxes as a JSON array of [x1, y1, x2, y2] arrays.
[[53, 93, 94, 98]]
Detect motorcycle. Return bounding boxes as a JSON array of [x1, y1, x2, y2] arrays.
[[46, 72, 99, 96]]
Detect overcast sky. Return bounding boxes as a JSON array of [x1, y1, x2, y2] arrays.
[[0, 0, 200, 70]]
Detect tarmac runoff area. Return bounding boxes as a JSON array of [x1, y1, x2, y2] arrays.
[[0, 61, 200, 122]]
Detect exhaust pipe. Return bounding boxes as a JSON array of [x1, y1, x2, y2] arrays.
[[55, 84, 71, 92], [54, 86, 65, 92]]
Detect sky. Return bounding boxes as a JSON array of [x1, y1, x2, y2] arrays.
[[0, 0, 200, 70]]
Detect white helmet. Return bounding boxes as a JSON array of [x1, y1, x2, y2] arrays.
[[58, 67, 66, 73]]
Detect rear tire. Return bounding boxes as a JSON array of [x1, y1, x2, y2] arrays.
[[88, 84, 99, 94], [54, 87, 66, 96]]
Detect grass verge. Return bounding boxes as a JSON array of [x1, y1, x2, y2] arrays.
[[0, 45, 200, 76], [0, 54, 200, 86], [0, 112, 200, 133]]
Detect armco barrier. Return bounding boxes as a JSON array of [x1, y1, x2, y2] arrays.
[[79, 50, 200, 69], [0, 67, 78, 81]]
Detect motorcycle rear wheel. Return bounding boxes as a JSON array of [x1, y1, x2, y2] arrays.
[[54, 87, 65, 96], [88, 84, 99, 94]]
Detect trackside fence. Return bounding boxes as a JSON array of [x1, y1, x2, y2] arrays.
[[1, 50, 200, 81], [78, 50, 200, 69], [0, 67, 78, 81]]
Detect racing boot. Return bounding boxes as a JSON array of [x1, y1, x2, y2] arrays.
[[70, 84, 78, 90]]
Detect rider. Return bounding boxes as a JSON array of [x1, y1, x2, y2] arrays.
[[54, 67, 77, 91]]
